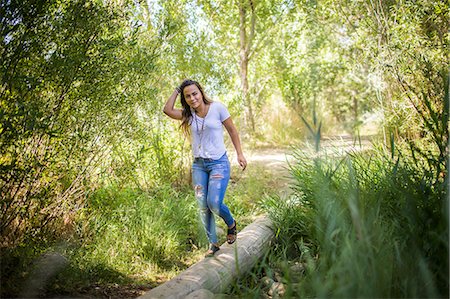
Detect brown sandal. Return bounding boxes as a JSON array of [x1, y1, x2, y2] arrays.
[[205, 244, 220, 257], [227, 221, 237, 244]]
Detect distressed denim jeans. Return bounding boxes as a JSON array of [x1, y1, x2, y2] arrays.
[[192, 152, 234, 244]]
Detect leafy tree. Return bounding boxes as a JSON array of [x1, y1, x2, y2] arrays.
[[198, 0, 294, 133], [0, 0, 161, 246]]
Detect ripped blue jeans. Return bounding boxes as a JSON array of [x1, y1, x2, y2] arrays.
[[192, 152, 234, 244]]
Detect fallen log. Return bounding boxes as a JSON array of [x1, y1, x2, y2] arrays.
[[138, 216, 274, 299]]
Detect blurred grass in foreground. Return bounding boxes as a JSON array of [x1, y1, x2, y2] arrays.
[[232, 142, 448, 298]]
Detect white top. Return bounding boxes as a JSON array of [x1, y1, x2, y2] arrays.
[[190, 101, 230, 159]]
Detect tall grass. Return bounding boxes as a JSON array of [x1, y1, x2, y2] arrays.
[[262, 145, 448, 298], [73, 184, 200, 272], [1, 183, 201, 296], [0, 158, 277, 297]]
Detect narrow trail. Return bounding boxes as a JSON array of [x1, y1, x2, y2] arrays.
[[245, 147, 295, 196], [242, 135, 373, 196], [247, 148, 293, 175]]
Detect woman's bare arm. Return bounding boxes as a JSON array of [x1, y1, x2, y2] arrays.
[[223, 117, 247, 170], [163, 89, 183, 120]]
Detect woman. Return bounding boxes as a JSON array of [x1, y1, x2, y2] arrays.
[[163, 79, 247, 257]]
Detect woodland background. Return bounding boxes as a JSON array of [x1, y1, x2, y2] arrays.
[[1, 0, 448, 298]]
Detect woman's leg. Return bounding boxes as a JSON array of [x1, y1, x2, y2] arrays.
[[192, 162, 218, 245], [206, 156, 234, 227]]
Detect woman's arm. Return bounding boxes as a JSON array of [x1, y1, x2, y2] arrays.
[[223, 117, 247, 170], [163, 89, 183, 120]]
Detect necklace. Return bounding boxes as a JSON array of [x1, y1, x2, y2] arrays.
[[194, 112, 205, 151]]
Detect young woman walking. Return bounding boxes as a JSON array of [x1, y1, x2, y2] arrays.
[[163, 79, 247, 257]]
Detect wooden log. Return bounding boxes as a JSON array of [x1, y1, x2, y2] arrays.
[[138, 216, 274, 299]]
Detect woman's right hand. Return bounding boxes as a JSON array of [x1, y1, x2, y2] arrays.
[[162, 88, 183, 120]]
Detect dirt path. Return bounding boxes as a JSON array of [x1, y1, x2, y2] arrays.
[[240, 135, 373, 196], [245, 147, 295, 196], [247, 148, 294, 173]]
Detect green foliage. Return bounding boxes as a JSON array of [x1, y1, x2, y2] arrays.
[[1, 0, 448, 297], [272, 0, 449, 138], [272, 1, 374, 133], [69, 184, 199, 275], [0, 0, 164, 246], [0, 183, 198, 296], [263, 145, 448, 298]]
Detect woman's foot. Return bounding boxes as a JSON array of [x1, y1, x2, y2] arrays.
[[227, 221, 237, 244], [205, 243, 220, 257]]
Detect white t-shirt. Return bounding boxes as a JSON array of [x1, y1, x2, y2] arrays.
[[190, 101, 230, 159]]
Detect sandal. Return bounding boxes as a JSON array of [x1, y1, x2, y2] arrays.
[[227, 221, 237, 244], [205, 243, 220, 257]]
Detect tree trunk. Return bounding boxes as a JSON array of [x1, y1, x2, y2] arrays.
[[137, 216, 274, 299], [239, 0, 256, 133]]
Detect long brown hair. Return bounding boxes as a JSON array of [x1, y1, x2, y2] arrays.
[[179, 79, 212, 136]]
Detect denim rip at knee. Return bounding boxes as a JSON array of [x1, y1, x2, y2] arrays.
[[192, 153, 234, 244]]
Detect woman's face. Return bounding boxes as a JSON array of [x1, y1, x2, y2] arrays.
[[183, 84, 203, 110]]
